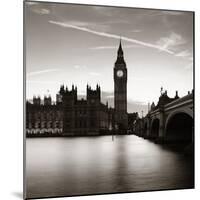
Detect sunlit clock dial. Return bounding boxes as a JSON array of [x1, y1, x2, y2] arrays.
[[117, 70, 123, 77]]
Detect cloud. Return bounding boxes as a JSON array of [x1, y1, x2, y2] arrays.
[[130, 29, 142, 33], [27, 69, 60, 77], [92, 6, 113, 17], [89, 72, 101, 76], [27, 80, 61, 84], [162, 11, 185, 16], [103, 19, 130, 25], [63, 20, 110, 32], [73, 65, 87, 69], [74, 65, 80, 69], [28, 2, 50, 15], [26, 2, 40, 6], [89, 44, 140, 50], [26, 1, 50, 15], [66, 21, 90, 27], [145, 10, 184, 17], [32, 8, 50, 15], [175, 50, 191, 57], [156, 32, 186, 53], [90, 46, 117, 50], [175, 49, 193, 64], [49, 20, 174, 54]]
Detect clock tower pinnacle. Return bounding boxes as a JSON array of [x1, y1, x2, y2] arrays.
[[114, 39, 128, 132]]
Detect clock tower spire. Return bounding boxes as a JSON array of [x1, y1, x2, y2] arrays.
[[114, 39, 128, 132]]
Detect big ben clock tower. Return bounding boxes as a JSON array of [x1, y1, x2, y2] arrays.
[[114, 39, 128, 131]]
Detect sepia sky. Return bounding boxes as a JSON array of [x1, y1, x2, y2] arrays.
[[25, 1, 193, 114]]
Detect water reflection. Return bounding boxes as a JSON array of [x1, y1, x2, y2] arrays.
[[26, 135, 194, 198]]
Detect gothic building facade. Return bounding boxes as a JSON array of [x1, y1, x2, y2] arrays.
[[26, 40, 128, 136], [26, 98, 63, 136], [26, 85, 115, 136]]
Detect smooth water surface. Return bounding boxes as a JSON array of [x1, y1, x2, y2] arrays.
[[26, 135, 194, 198]]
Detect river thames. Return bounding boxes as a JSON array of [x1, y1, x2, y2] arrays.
[[26, 135, 194, 198]]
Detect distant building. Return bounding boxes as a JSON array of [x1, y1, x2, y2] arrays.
[[150, 90, 179, 111], [26, 85, 115, 136], [128, 112, 139, 132], [26, 100, 63, 136], [60, 84, 113, 136]]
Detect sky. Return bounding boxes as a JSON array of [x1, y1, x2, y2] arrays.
[[25, 1, 193, 115]]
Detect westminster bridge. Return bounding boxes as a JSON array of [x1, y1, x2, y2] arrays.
[[133, 90, 194, 143]]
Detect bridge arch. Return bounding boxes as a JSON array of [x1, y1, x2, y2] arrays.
[[150, 118, 160, 138], [165, 109, 193, 142], [165, 108, 193, 128]]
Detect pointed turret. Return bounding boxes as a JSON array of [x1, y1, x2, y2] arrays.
[[115, 38, 126, 65], [59, 84, 65, 95], [175, 90, 179, 99], [118, 38, 123, 57]]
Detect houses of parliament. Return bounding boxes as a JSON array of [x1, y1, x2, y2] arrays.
[[26, 40, 129, 136]]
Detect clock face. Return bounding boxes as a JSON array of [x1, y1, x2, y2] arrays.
[[117, 70, 123, 77]]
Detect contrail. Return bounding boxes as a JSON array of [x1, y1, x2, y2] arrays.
[[89, 44, 139, 50], [27, 69, 60, 77], [49, 20, 174, 54]]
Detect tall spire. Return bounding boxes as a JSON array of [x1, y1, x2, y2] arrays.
[[117, 37, 123, 57], [116, 38, 125, 64]]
